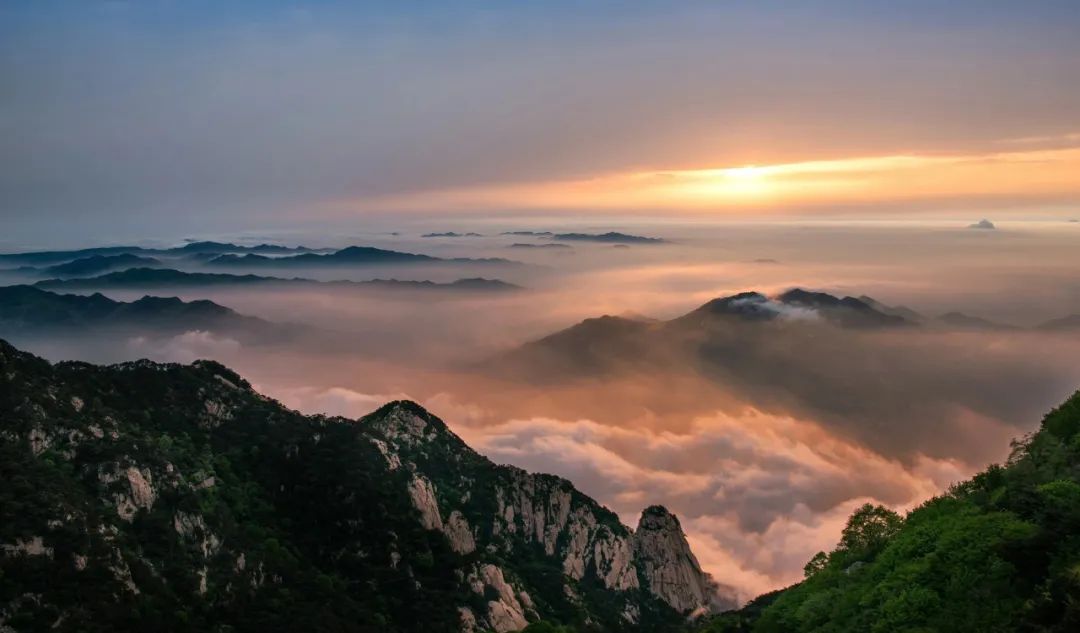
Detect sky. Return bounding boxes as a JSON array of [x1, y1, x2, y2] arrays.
[[3, 0, 1080, 242]]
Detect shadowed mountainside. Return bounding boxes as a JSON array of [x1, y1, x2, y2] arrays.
[[0, 285, 297, 344]]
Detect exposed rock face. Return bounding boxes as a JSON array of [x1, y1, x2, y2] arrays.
[[1, 536, 52, 558], [124, 467, 155, 511], [370, 438, 401, 469], [467, 564, 532, 632], [443, 510, 476, 555], [174, 512, 221, 558], [201, 398, 233, 428], [367, 400, 731, 627], [369, 405, 439, 447], [28, 428, 50, 455], [458, 606, 478, 633], [487, 600, 529, 633], [98, 465, 157, 521], [492, 471, 639, 592], [634, 505, 720, 615], [406, 475, 443, 530], [593, 526, 638, 590]]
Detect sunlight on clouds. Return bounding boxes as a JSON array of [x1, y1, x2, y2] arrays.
[[339, 143, 1080, 214], [446, 407, 973, 598]]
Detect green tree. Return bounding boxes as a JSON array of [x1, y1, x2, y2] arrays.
[[802, 551, 828, 578], [838, 503, 901, 555]]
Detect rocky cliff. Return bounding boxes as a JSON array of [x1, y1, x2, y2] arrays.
[[634, 506, 724, 617], [0, 339, 725, 632]]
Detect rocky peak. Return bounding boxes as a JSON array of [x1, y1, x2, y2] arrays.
[[694, 291, 777, 321], [776, 288, 911, 328], [633, 505, 721, 616], [363, 400, 456, 446]]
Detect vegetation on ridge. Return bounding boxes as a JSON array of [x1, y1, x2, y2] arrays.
[[698, 391, 1080, 632], [0, 340, 689, 632]]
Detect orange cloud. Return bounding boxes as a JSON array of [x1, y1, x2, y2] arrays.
[[449, 408, 972, 602]]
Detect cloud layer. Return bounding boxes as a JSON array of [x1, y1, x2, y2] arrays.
[[9, 221, 1080, 602]]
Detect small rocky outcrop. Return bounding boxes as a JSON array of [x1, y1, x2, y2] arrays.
[[634, 505, 721, 615], [465, 564, 535, 632], [406, 475, 443, 530], [443, 511, 476, 555]]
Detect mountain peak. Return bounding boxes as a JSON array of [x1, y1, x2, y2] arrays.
[[694, 292, 778, 321], [777, 287, 844, 307], [640, 504, 679, 523], [362, 400, 464, 449], [776, 288, 911, 328], [635, 504, 728, 615]]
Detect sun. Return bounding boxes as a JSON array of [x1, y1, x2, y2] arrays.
[[721, 165, 767, 180]]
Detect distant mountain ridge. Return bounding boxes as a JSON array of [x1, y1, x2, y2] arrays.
[[206, 246, 519, 268], [0, 241, 322, 266], [1038, 314, 1080, 331], [937, 311, 1018, 331], [0, 285, 293, 343], [551, 232, 665, 244], [0, 340, 729, 632], [3, 243, 525, 281], [35, 254, 164, 278], [32, 268, 521, 293], [676, 289, 912, 329], [493, 287, 1078, 396]]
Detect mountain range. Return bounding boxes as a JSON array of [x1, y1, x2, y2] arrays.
[[25, 254, 166, 278], [549, 233, 664, 244], [205, 246, 518, 268], [0, 242, 322, 266], [520, 290, 1080, 351], [0, 243, 522, 273], [0, 285, 295, 344], [498, 290, 920, 379], [489, 289, 1080, 465], [0, 339, 726, 632], [31, 268, 520, 293]]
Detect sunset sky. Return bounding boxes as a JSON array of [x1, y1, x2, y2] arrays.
[[3, 0, 1080, 241], [5, 2, 1080, 603]]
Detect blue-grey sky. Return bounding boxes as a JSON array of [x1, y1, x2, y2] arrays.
[[2, 1, 1079, 240]]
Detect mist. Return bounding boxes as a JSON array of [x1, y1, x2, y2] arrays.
[[5, 219, 1080, 602]]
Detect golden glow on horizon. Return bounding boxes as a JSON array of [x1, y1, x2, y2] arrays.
[[336, 135, 1080, 214], [721, 165, 767, 180], [704, 165, 773, 199]]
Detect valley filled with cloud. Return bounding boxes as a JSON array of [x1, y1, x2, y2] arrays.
[[6, 220, 1080, 602]]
